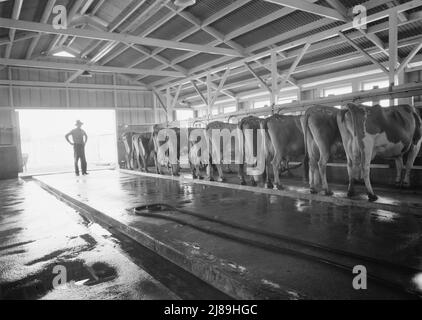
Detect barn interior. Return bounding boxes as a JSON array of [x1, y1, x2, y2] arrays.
[[1, 0, 422, 300]]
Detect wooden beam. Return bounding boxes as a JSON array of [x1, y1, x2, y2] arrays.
[[338, 32, 389, 75], [26, 0, 57, 59], [207, 73, 212, 115], [190, 80, 208, 106], [171, 84, 183, 109], [210, 69, 231, 107], [389, 11, 398, 86], [325, 0, 349, 19], [244, 62, 271, 92], [271, 51, 278, 105], [396, 42, 422, 74], [0, 18, 243, 57], [265, 0, 346, 21], [0, 58, 185, 77], [5, 0, 23, 59], [152, 88, 168, 114], [279, 43, 310, 88]]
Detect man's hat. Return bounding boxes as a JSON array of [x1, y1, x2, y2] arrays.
[[75, 120, 83, 126]]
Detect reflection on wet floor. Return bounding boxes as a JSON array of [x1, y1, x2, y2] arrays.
[[0, 179, 228, 300]]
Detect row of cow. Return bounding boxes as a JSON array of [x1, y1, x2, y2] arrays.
[[122, 103, 422, 202]]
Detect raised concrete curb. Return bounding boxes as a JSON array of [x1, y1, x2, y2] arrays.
[[34, 177, 302, 300], [120, 169, 422, 217]]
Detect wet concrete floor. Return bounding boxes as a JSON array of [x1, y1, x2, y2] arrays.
[[0, 178, 228, 300], [34, 170, 422, 299]]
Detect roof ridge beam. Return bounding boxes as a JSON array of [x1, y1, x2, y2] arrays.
[[0, 18, 243, 57], [0, 58, 186, 77]]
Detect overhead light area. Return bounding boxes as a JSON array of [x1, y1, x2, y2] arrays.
[[53, 50, 76, 58], [174, 0, 196, 7]]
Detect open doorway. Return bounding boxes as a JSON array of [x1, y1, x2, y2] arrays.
[[18, 109, 117, 175]]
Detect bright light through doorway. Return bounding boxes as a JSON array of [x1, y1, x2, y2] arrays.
[[18, 109, 117, 175]]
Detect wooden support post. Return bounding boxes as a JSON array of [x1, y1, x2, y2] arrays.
[[207, 73, 212, 117], [166, 87, 173, 123], [270, 50, 278, 107], [209, 68, 231, 108], [244, 62, 271, 93], [191, 80, 208, 106], [339, 32, 389, 75], [389, 11, 398, 87], [389, 11, 398, 105]]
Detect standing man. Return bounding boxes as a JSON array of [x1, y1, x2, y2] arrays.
[[65, 120, 88, 176]]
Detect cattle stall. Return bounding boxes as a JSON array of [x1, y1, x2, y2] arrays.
[[1, 0, 422, 306]]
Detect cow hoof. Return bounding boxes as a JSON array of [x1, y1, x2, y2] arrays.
[[264, 183, 273, 189], [240, 180, 247, 186], [251, 180, 257, 187], [395, 181, 402, 188], [310, 188, 318, 194], [368, 193, 378, 202], [217, 178, 224, 183], [273, 184, 284, 191], [347, 190, 355, 198], [324, 190, 334, 196], [402, 182, 411, 189]]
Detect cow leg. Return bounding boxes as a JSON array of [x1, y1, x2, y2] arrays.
[[238, 164, 247, 185], [318, 149, 332, 196], [309, 157, 318, 194], [264, 160, 273, 189], [140, 155, 147, 172], [171, 164, 180, 177], [403, 140, 422, 187], [271, 155, 284, 190], [206, 161, 215, 182], [190, 162, 198, 179], [361, 142, 377, 202], [216, 165, 225, 182], [153, 152, 162, 175], [135, 150, 142, 171], [394, 157, 404, 187]]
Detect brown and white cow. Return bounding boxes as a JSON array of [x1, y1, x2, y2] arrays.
[[337, 103, 422, 201], [132, 132, 155, 173], [121, 131, 135, 170], [301, 105, 343, 196], [206, 121, 242, 182], [262, 114, 306, 190], [238, 116, 273, 187]]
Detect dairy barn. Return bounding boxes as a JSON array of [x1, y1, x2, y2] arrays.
[[0, 0, 422, 305]]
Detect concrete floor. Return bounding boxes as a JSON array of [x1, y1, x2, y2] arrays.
[[0, 179, 228, 300], [30, 170, 422, 299]]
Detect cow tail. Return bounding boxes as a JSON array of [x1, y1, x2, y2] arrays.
[[260, 119, 269, 178], [412, 110, 422, 146], [302, 111, 311, 180], [347, 103, 360, 138]]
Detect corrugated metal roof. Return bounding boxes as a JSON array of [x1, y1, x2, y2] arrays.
[[210, 0, 282, 35], [185, 0, 241, 21], [0, 0, 421, 92], [148, 15, 193, 40], [234, 10, 323, 48]]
